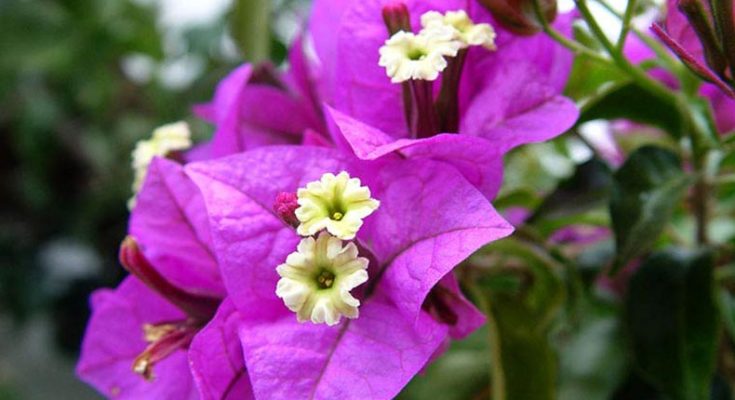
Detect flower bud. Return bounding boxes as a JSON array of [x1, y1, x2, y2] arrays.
[[119, 236, 219, 321], [476, 0, 557, 36], [677, 0, 728, 76], [382, 2, 412, 35], [274, 192, 300, 227]]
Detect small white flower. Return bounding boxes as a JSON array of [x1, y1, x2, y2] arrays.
[[276, 232, 369, 326], [295, 171, 380, 240], [378, 29, 461, 83], [421, 10, 497, 50], [128, 121, 192, 209]]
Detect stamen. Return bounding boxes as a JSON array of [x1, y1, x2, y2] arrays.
[[316, 269, 336, 289], [132, 321, 198, 381], [142, 323, 177, 342]]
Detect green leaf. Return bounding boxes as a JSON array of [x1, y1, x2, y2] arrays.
[[625, 249, 719, 400], [610, 146, 692, 272], [489, 304, 557, 400], [479, 238, 565, 400], [528, 158, 613, 223], [230, 0, 271, 62], [557, 302, 627, 400], [579, 83, 685, 138], [398, 327, 491, 400]]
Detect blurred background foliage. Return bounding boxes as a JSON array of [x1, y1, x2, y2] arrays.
[[0, 0, 302, 397]]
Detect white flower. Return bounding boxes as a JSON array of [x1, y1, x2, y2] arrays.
[[378, 29, 461, 83], [128, 121, 192, 209], [421, 10, 497, 50], [295, 171, 380, 240], [276, 232, 369, 326]]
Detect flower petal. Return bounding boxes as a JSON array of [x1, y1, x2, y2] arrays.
[[130, 157, 224, 298], [189, 298, 254, 400], [76, 278, 197, 400], [238, 294, 448, 399]]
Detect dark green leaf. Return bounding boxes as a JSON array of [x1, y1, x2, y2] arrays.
[[610, 146, 692, 271], [529, 158, 613, 223], [626, 249, 719, 400], [479, 238, 565, 400], [558, 303, 627, 400], [579, 83, 685, 138], [398, 327, 491, 400]]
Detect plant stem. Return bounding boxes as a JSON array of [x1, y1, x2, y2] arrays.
[[617, 0, 638, 51], [530, 0, 610, 62], [595, 0, 683, 71]]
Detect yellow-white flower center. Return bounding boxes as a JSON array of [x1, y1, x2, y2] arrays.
[[275, 232, 369, 326], [421, 10, 497, 50], [295, 171, 380, 240], [378, 29, 461, 83], [128, 121, 192, 209]]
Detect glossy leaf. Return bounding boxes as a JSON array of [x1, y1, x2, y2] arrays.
[[579, 84, 685, 139], [610, 146, 692, 272], [479, 238, 565, 400], [528, 158, 612, 223], [558, 301, 626, 400], [625, 249, 719, 400]]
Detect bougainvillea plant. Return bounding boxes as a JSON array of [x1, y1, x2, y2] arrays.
[[77, 0, 735, 398]]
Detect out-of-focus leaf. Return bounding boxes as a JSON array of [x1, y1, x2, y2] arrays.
[[231, 0, 271, 62], [479, 239, 565, 400], [500, 141, 574, 197], [610, 146, 692, 272], [580, 83, 685, 138], [626, 249, 719, 400], [398, 327, 491, 400], [528, 158, 613, 223], [557, 302, 627, 400], [493, 187, 542, 210], [566, 56, 626, 102], [716, 265, 735, 343]]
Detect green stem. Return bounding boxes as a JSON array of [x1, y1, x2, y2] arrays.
[[575, 0, 679, 105], [464, 280, 504, 400], [616, 0, 638, 51], [231, 0, 271, 62], [530, 0, 610, 62], [595, 0, 682, 70]]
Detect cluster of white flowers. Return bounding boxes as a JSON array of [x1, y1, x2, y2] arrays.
[[275, 172, 380, 326], [379, 10, 496, 83]]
